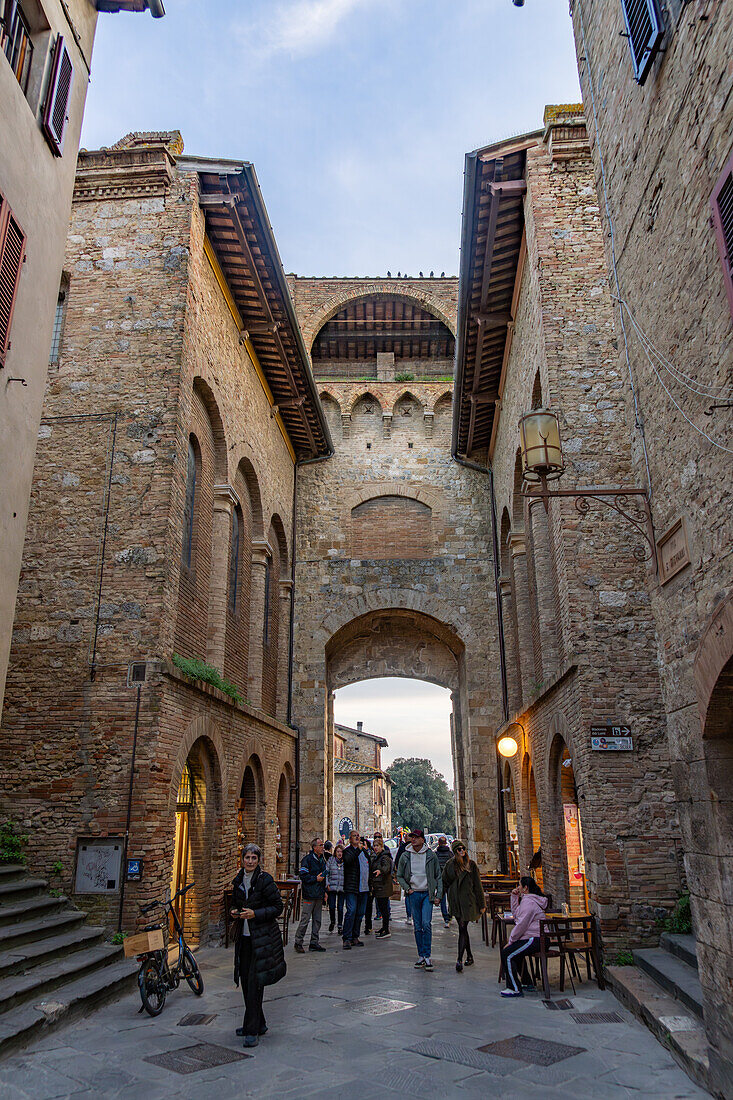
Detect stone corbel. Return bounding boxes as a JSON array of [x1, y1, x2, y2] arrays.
[[341, 413, 352, 437], [251, 537, 273, 567], [509, 532, 526, 557], [213, 484, 240, 512], [382, 412, 392, 438], [423, 410, 434, 438]]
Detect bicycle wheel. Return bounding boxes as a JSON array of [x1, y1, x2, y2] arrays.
[[138, 957, 166, 1016], [181, 946, 204, 996]]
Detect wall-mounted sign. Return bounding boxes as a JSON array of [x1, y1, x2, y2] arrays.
[[591, 725, 633, 751], [74, 838, 123, 894], [657, 518, 691, 585], [338, 816, 354, 839], [126, 858, 143, 882]]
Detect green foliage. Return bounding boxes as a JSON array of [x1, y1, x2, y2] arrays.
[[0, 820, 28, 865], [664, 893, 692, 934], [172, 654, 244, 705], [49, 888, 62, 898], [51, 860, 64, 877], [111, 932, 127, 946], [387, 757, 455, 834], [609, 949, 635, 966], [394, 371, 414, 382]]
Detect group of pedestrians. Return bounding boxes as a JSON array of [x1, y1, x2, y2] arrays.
[[225, 831, 550, 1051]]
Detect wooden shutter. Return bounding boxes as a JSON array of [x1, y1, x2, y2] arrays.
[[711, 152, 733, 317], [620, 0, 664, 85], [42, 35, 74, 156], [0, 193, 26, 368]]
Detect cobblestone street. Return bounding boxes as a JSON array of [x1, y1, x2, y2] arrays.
[[0, 921, 706, 1099]]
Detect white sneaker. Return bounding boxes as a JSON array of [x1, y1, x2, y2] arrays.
[[405, 917, 412, 925], [444, 920, 451, 928], [424, 958, 434, 971], [414, 957, 425, 968]]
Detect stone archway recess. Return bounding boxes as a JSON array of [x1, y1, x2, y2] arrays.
[[292, 602, 500, 864], [301, 284, 458, 353]]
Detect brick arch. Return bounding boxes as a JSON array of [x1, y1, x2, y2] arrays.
[[319, 588, 465, 648], [694, 593, 733, 732], [430, 388, 453, 414], [342, 480, 444, 521], [192, 376, 227, 483], [318, 388, 342, 413], [303, 284, 457, 351], [391, 389, 426, 416], [349, 390, 383, 417], [233, 455, 264, 541], [169, 714, 227, 815]]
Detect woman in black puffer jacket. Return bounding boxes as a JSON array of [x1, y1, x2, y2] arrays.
[[230, 844, 286, 1047]]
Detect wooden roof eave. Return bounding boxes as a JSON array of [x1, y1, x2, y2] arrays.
[[195, 167, 332, 462], [453, 138, 534, 462]]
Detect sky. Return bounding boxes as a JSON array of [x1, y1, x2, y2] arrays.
[[81, 0, 581, 275], [334, 678, 455, 787]]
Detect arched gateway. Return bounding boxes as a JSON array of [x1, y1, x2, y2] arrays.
[[289, 277, 504, 863]]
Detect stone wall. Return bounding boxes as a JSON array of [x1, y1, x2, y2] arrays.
[[569, 2, 733, 1085], [289, 274, 503, 863], [0, 145, 298, 935], [489, 120, 681, 943]]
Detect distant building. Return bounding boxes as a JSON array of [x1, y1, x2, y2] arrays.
[[333, 722, 391, 839]]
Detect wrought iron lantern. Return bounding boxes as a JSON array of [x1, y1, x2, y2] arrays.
[[519, 408, 564, 486]]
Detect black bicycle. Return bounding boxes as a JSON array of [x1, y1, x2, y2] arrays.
[[136, 882, 204, 1016]]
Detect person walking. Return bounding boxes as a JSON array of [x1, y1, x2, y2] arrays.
[[326, 842, 345, 934], [395, 833, 412, 925], [442, 840, 485, 971], [500, 877, 548, 997], [369, 835, 393, 938], [341, 830, 370, 949], [230, 844, 286, 1048], [434, 836, 453, 927], [396, 828, 442, 971], [294, 837, 327, 953], [363, 837, 375, 934]]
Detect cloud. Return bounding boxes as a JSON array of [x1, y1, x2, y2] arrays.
[[242, 0, 373, 60]]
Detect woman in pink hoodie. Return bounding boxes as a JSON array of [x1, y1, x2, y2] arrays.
[[500, 876, 548, 997]]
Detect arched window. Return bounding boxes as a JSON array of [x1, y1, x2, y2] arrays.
[[182, 437, 198, 568], [229, 506, 241, 614], [263, 559, 271, 646]]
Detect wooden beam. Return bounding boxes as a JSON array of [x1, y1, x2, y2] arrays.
[[488, 179, 527, 197], [474, 311, 512, 329]]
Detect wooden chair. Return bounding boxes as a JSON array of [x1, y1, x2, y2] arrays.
[[488, 891, 512, 948], [553, 916, 604, 992], [223, 889, 234, 948], [277, 886, 295, 945]]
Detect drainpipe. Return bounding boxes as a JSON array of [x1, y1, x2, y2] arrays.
[[117, 683, 141, 932]]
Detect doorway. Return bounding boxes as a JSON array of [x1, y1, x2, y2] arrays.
[[171, 762, 194, 929]]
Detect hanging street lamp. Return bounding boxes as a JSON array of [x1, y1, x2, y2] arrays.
[[519, 407, 658, 568], [497, 734, 520, 758]]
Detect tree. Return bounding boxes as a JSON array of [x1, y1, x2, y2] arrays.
[[387, 757, 455, 834]]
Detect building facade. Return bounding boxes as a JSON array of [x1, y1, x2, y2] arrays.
[[0, 0, 162, 725], [288, 274, 505, 865], [333, 722, 391, 840], [453, 107, 682, 940], [566, 2, 733, 1090], [0, 132, 330, 941]]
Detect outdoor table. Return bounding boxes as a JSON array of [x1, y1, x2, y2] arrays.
[[495, 910, 594, 997]]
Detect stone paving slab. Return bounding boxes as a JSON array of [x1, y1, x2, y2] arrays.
[[0, 921, 709, 1097]]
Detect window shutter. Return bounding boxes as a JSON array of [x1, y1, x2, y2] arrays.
[[0, 194, 27, 368], [42, 35, 74, 156], [711, 152, 733, 317], [620, 0, 664, 85]]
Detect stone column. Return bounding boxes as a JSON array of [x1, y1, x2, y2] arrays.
[[206, 484, 238, 673], [247, 538, 272, 710], [499, 575, 522, 713], [528, 501, 560, 682], [276, 579, 293, 723], [510, 532, 536, 702]]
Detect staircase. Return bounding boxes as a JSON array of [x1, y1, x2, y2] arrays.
[[607, 932, 716, 1096], [0, 864, 137, 1058]]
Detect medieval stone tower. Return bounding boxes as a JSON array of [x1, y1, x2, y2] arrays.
[[287, 276, 504, 861]]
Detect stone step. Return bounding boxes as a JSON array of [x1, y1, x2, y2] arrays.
[[0, 878, 48, 903], [0, 925, 105, 980], [0, 943, 123, 1016], [634, 947, 704, 1020], [0, 867, 26, 881], [660, 932, 698, 971], [607, 965, 712, 1097], [0, 894, 68, 930], [0, 909, 87, 952], [0, 958, 138, 1060]]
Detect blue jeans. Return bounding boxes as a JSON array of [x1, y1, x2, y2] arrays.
[[343, 891, 368, 942], [405, 891, 412, 920], [440, 892, 449, 921], [410, 891, 433, 959]]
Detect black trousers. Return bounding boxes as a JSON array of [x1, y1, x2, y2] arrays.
[[375, 896, 390, 931], [364, 892, 374, 931], [457, 920, 472, 962], [238, 937, 266, 1036], [500, 937, 538, 991], [328, 890, 344, 925]]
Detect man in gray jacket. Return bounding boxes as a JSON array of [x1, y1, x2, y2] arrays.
[[396, 828, 442, 970]]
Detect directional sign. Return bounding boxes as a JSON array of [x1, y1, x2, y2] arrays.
[[591, 725, 633, 751]]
